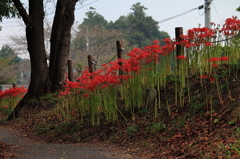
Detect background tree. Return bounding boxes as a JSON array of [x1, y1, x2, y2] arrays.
[[0, 44, 30, 87], [97, 2, 170, 48], [110, 16, 128, 31], [9, 20, 52, 60], [237, 6, 240, 12], [125, 2, 169, 47], [71, 24, 127, 72], [0, 0, 19, 21], [70, 3, 170, 71], [80, 7, 108, 28], [71, 8, 127, 74], [0, 44, 20, 85], [0, 0, 78, 120]]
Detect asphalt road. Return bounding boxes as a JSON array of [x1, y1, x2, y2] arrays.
[[0, 126, 134, 159]]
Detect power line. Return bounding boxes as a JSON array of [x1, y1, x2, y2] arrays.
[[211, 34, 240, 43], [98, 0, 118, 11], [1, 25, 22, 28], [76, 0, 99, 10], [0, 20, 20, 24], [158, 5, 204, 23], [212, 2, 223, 25]]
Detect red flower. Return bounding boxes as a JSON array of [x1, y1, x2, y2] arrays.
[[83, 94, 90, 98], [152, 40, 160, 44], [101, 84, 108, 89], [59, 90, 70, 96], [119, 75, 129, 80], [212, 64, 219, 68], [219, 56, 229, 61], [0, 87, 27, 99], [205, 42, 213, 46], [199, 75, 208, 79], [209, 78, 215, 82], [208, 57, 219, 62], [71, 110, 76, 116], [176, 55, 187, 60]]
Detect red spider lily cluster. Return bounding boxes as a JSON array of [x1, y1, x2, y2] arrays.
[[208, 56, 229, 68], [60, 39, 175, 96], [208, 56, 230, 62], [0, 87, 27, 99], [220, 16, 240, 36], [176, 16, 240, 48], [199, 75, 215, 82], [176, 55, 187, 60], [59, 17, 240, 97], [175, 27, 216, 48]]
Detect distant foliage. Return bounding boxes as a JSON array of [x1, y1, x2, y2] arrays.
[[72, 2, 170, 52], [237, 6, 240, 12], [0, 45, 22, 85], [0, 0, 19, 21]]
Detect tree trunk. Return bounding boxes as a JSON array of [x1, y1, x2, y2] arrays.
[[8, 0, 77, 120], [8, 0, 50, 120], [27, 0, 50, 98], [49, 0, 77, 92]]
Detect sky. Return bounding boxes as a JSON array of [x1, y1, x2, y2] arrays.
[[0, 0, 239, 50]]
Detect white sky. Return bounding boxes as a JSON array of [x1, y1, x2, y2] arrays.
[[0, 0, 239, 49]]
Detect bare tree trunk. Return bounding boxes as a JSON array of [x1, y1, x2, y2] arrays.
[[8, 0, 77, 120], [49, 0, 77, 92], [8, 0, 50, 120]]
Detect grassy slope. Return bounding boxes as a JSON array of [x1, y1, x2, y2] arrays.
[[0, 67, 240, 159]]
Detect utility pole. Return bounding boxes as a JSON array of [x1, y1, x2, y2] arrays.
[[205, 0, 211, 28], [86, 25, 90, 52]]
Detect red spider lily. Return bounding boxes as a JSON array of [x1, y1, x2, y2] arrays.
[[179, 39, 190, 47], [219, 56, 229, 61], [152, 39, 160, 44], [176, 55, 187, 60], [209, 78, 215, 82], [179, 35, 190, 39], [212, 64, 219, 68], [101, 84, 108, 89], [0, 87, 27, 99], [187, 27, 215, 41], [145, 39, 173, 57], [119, 75, 130, 80], [132, 66, 141, 73], [162, 44, 174, 56], [220, 16, 240, 36], [187, 29, 195, 40], [178, 35, 196, 48], [163, 38, 172, 43], [71, 110, 76, 116], [59, 90, 70, 96], [122, 62, 132, 73], [208, 57, 219, 62], [83, 94, 89, 98], [205, 42, 213, 46], [65, 81, 80, 89], [199, 75, 208, 79]]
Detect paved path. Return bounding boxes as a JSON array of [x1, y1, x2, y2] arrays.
[[0, 126, 133, 159]]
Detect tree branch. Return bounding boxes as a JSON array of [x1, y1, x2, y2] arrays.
[[12, 0, 29, 25]]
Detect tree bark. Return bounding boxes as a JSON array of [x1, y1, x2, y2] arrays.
[[49, 0, 77, 92], [27, 0, 50, 97], [8, 0, 50, 120], [8, 0, 77, 119]]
